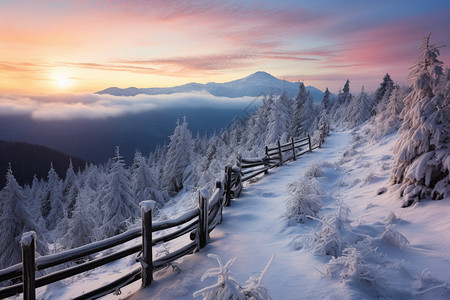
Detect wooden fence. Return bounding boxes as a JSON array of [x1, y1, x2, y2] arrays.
[[0, 124, 329, 300]]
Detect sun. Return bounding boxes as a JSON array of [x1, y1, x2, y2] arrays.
[[57, 76, 70, 88]]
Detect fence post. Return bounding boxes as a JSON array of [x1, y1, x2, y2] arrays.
[[277, 140, 283, 165], [225, 164, 232, 206], [265, 145, 269, 157], [21, 231, 36, 300], [140, 200, 155, 288], [216, 180, 223, 224], [236, 154, 242, 169], [291, 137, 296, 160], [198, 189, 210, 249], [307, 134, 312, 152], [263, 156, 269, 174]]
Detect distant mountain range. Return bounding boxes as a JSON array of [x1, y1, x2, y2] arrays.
[[0, 140, 88, 188], [97, 71, 324, 103]]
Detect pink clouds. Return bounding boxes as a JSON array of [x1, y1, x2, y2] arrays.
[[316, 10, 450, 76], [1, 0, 449, 94]]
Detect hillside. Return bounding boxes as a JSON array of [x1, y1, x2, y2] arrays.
[[35, 130, 450, 300], [0, 140, 87, 188], [97, 71, 325, 103]]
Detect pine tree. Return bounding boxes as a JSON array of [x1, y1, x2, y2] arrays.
[[332, 80, 353, 128], [266, 90, 292, 145], [63, 159, 79, 218], [245, 93, 273, 153], [348, 86, 374, 126], [43, 163, 65, 231], [131, 151, 166, 208], [341, 79, 353, 104], [162, 117, 193, 193], [290, 82, 316, 138], [99, 147, 137, 238], [391, 34, 449, 206], [0, 166, 47, 269], [318, 87, 331, 125], [374, 73, 395, 113], [62, 187, 96, 249]]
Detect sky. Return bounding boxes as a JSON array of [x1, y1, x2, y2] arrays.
[[1, 0, 450, 96]]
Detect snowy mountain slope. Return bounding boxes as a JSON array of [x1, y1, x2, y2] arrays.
[[97, 71, 324, 103], [31, 129, 450, 300]]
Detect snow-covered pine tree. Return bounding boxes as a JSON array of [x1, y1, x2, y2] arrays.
[[289, 82, 315, 138], [266, 90, 292, 145], [367, 84, 408, 140], [62, 186, 96, 249], [162, 117, 193, 193], [82, 163, 103, 191], [193, 132, 207, 157], [131, 151, 166, 208], [0, 166, 47, 269], [194, 133, 216, 190], [332, 80, 353, 128], [63, 159, 79, 218], [391, 34, 450, 206], [382, 85, 407, 132], [245, 92, 273, 153], [341, 79, 353, 105], [28, 175, 44, 218], [229, 119, 246, 153], [374, 73, 394, 114], [318, 87, 332, 128], [99, 146, 138, 238], [348, 86, 374, 127], [43, 163, 65, 231]]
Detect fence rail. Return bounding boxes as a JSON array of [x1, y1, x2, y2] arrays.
[[0, 123, 329, 300]]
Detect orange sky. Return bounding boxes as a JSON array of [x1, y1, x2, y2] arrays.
[[1, 0, 449, 95]]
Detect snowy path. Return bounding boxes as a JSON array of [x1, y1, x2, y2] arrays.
[[125, 131, 354, 299]]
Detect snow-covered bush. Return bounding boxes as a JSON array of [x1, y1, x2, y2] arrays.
[[413, 269, 450, 298], [284, 163, 335, 224], [383, 211, 399, 225], [391, 34, 450, 206], [379, 225, 410, 248], [284, 177, 321, 224], [193, 254, 273, 300], [294, 202, 351, 257], [323, 244, 387, 297]]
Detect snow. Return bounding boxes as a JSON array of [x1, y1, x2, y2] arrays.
[[140, 200, 156, 214], [20, 231, 36, 247], [28, 130, 450, 300]]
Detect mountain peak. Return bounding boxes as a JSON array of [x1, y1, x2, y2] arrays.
[[250, 71, 274, 77], [245, 71, 278, 80]]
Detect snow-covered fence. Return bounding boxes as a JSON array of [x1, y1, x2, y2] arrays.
[[264, 135, 311, 166], [0, 181, 228, 299], [223, 124, 329, 206], [0, 124, 329, 300]]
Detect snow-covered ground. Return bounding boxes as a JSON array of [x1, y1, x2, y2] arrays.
[[35, 130, 450, 300]]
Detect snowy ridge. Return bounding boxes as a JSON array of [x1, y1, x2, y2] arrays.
[[0, 125, 328, 299]]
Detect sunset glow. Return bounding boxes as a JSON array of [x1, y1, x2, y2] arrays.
[[1, 0, 449, 95]]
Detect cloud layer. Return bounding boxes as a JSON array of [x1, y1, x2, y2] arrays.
[[0, 91, 259, 121]]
